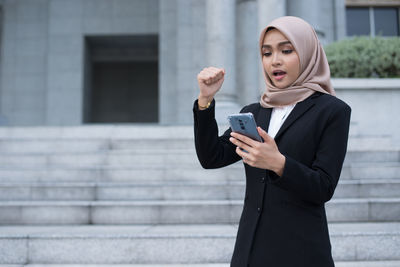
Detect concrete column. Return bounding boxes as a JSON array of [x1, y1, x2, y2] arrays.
[[333, 0, 347, 41], [257, 0, 286, 98], [236, 0, 259, 106], [159, 0, 178, 124], [206, 0, 240, 124]]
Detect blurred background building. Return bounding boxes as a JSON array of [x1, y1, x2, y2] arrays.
[[0, 0, 398, 126]]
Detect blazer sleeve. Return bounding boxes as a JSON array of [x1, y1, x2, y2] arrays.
[[193, 99, 242, 169], [270, 101, 351, 205]]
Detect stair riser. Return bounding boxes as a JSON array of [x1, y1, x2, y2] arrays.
[[0, 186, 96, 201], [341, 166, 400, 179], [1, 182, 400, 201], [0, 150, 398, 168], [1, 234, 399, 264], [346, 137, 393, 151], [0, 140, 195, 154], [334, 183, 400, 198], [0, 237, 234, 264], [0, 166, 399, 183], [0, 154, 199, 168], [345, 151, 400, 163], [0, 141, 110, 154], [332, 235, 400, 261], [0, 201, 399, 225], [0, 168, 244, 183]]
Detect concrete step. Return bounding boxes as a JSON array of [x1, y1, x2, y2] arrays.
[[341, 162, 400, 179], [0, 181, 246, 201], [335, 179, 400, 198], [0, 139, 195, 154], [0, 161, 399, 182], [0, 125, 194, 139], [0, 151, 198, 168], [0, 223, 399, 264], [1, 179, 399, 201], [0, 124, 389, 141], [347, 135, 394, 151], [344, 150, 400, 164], [0, 198, 399, 225], [0, 265, 228, 267], [2, 263, 400, 267], [336, 261, 400, 267], [0, 126, 395, 155], [0, 136, 392, 151], [0, 165, 245, 183], [0, 148, 398, 169]]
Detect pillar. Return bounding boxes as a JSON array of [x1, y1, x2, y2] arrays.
[[257, 0, 286, 98], [236, 0, 259, 106], [206, 0, 240, 124]]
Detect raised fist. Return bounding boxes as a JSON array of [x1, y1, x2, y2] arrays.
[[197, 67, 225, 105]]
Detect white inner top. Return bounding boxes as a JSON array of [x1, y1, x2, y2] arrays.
[[267, 104, 296, 139]]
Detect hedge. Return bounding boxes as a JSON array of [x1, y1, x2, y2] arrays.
[[324, 36, 400, 78]]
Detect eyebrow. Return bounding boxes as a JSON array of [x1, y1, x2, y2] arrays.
[[262, 41, 292, 49]]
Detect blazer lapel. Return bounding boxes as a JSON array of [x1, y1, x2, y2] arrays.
[[256, 105, 272, 134], [273, 94, 317, 140]]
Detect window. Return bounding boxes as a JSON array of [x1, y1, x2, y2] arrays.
[[346, 6, 400, 36]]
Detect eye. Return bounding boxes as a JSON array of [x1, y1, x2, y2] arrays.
[[282, 49, 293, 54], [263, 52, 271, 57]]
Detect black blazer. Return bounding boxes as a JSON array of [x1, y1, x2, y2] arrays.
[[193, 92, 351, 267]]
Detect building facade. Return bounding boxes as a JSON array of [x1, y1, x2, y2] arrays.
[[0, 0, 398, 126]]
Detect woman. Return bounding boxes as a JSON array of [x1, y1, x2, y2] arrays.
[[193, 16, 351, 267]]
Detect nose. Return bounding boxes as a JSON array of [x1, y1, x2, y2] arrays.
[[272, 52, 282, 66]]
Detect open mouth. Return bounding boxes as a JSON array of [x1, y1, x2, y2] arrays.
[[273, 70, 286, 76], [272, 70, 287, 80]]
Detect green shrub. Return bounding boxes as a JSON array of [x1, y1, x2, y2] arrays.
[[325, 36, 400, 78]]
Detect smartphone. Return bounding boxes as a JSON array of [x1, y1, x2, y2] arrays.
[[227, 113, 263, 142]]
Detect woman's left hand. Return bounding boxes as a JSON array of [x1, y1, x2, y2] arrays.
[[229, 127, 286, 176]]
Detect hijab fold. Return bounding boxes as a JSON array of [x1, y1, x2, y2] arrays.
[[259, 16, 335, 108]]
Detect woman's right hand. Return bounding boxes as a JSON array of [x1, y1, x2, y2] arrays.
[[197, 67, 225, 109]]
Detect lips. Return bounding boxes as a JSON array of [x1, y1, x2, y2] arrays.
[[272, 70, 287, 81]]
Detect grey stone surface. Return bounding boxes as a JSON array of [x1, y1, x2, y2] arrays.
[[0, 198, 399, 225], [345, 150, 400, 163], [0, 223, 399, 264], [326, 199, 369, 222], [0, 238, 27, 264], [3, 178, 400, 202], [2, 147, 397, 169], [0, 203, 90, 224], [236, 0, 259, 107], [89, 200, 243, 224], [336, 261, 400, 267], [0, 139, 109, 153], [346, 162, 400, 179], [0, 124, 399, 264], [206, 0, 241, 124], [334, 180, 400, 198], [3, 264, 400, 267], [334, 79, 400, 149]]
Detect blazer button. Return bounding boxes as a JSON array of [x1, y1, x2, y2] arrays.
[[257, 207, 261, 213], [261, 177, 265, 183]]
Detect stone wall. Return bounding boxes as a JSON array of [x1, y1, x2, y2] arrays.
[[333, 78, 400, 148]]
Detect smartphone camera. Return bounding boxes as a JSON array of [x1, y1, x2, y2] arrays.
[[239, 119, 245, 130]]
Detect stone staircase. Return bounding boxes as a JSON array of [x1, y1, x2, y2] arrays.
[[0, 125, 399, 266]]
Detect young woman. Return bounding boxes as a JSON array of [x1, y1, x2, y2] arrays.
[[193, 16, 351, 267]]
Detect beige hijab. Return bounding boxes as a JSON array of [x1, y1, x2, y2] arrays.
[[259, 16, 335, 108]]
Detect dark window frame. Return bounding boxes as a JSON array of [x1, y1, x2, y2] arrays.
[[346, 6, 400, 36]]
